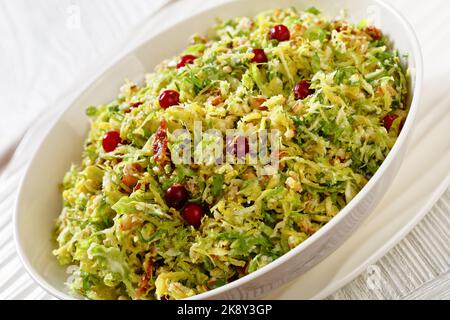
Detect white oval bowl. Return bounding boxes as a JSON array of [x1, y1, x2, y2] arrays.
[[14, 0, 423, 300]]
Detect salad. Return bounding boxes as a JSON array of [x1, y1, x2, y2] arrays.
[[53, 7, 408, 300]]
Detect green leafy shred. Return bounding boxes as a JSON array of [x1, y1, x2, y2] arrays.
[[306, 7, 321, 15]]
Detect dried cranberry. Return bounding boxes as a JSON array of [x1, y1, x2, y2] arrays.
[[251, 49, 268, 63], [158, 90, 180, 109], [102, 131, 121, 152], [294, 80, 314, 100], [383, 114, 399, 131], [182, 203, 204, 228], [177, 55, 197, 69], [165, 184, 189, 210], [125, 102, 143, 113], [269, 24, 290, 41]]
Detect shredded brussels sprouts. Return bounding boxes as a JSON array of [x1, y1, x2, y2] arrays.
[[53, 7, 408, 300]]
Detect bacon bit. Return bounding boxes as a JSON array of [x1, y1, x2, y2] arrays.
[[198, 284, 210, 292], [152, 119, 170, 166], [207, 278, 217, 288], [122, 174, 138, 189], [144, 259, 153, 278], [249, 97, 267, 110], [211, 96, 222, 106], [133, 183, 142, 192], [137, 260, 153, 298], [365, 26, 382, 40], [298, 219, 318, 235], [132, 163, 143, 172], [121, 163, 143, 190]]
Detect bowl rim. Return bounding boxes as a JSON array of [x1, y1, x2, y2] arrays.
[[13, 0, 423, 300]]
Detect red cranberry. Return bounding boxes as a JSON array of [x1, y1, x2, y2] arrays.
[[269, 24, 290, 41], [294, 80, 314, 100], [159, 90, 180, 109], [165, 184, 189, 210], [182, 203, 204, 228], [251, 49, 268, 63], [383, 114, 399, 131], [102, 131, 121, 152], [177, 55, 197, 69]]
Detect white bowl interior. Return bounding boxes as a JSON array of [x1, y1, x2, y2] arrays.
[[15, 0, 420, 300]]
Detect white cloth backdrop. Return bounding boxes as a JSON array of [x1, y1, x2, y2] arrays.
[[0, 0, 449, 300]]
